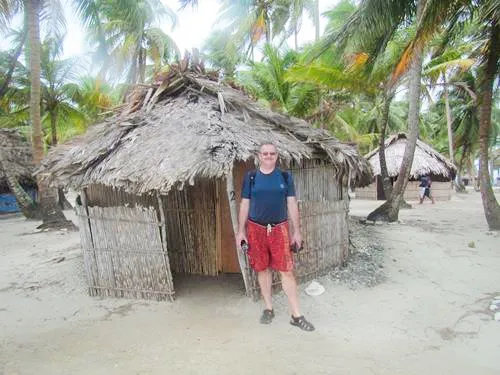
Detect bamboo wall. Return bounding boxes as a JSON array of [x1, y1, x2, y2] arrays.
[[163, 180, 217, 275], [86, 182, 218, 277], [355, 179, 452, 201], [355, 181, 378, 200], [403, 181, 452, 201], [76, 204, 174, 300], [291, 160, 349, 277]]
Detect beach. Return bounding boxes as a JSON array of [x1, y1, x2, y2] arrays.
[[1, 191, 499, 375]]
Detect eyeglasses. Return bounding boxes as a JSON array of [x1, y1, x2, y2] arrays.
[[260, 152, 277, 156]]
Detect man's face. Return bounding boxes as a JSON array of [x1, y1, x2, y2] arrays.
[[258, 144, 278, 167]]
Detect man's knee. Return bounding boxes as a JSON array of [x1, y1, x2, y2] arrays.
[[280, 270, 295, 280]]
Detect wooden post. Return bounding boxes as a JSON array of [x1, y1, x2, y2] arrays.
[[80, 188, 98, 296], [156, 193, 175, 302], [225, 169, 251, 295], [215, 180, 222, 273]]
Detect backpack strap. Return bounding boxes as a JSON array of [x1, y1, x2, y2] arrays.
[[281, 170, 289, 187], [249, 169, 257, 190], [249, 169, 289, 195]]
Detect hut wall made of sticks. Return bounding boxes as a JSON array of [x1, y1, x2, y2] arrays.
[[79, 157, 349, 300]]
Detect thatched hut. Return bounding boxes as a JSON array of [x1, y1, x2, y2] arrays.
[[356, 133, 457, 201], [0, 129, 37, 213], [39, 67, 371, 301]]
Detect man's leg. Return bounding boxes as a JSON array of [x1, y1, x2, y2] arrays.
[[280, 271, 300, 317], [258, 269, 273, 310]]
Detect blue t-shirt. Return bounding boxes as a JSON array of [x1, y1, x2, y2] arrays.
[[241, 168, 296, 224]]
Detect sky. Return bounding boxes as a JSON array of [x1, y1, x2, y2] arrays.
[[62, 0, 340, 61]]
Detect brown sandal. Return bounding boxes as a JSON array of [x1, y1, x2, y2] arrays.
[[290, 315, 315, 331], [260, 309, 275, 324]]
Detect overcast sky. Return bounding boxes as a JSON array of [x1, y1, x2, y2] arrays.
[[62, 0, 340, 59]]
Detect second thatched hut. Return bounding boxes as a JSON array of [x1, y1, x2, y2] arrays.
[[355, 133, 457, 201], [39, 67, 371, 301]]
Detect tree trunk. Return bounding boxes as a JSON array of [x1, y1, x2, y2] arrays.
[[378, 91, 394, 199], [313, 0, 320, 41], [477, 22, 500, 230], [294, 24, 298, 51], [26, 0, 75, 230], [443, 75, 454, 163], [138, 47, 146, 84], [455, 144, 467, 192], [367, 0, 425, 222], [444, 76, 465, 192]]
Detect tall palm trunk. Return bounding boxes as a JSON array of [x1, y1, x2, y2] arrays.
[[294, 23, 298, 51], [367, 0, 425, 222], [26, 0, 74, 230], [477, 22, 500, 230], [443, 75, 464, 192], [443, 75, 454, 162], [378, 90, 394, 199], [313, 0, 320, 41]]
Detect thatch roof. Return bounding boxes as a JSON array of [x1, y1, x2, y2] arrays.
[[365, 133, 457, 179], [39, 67, 372, 195], [0, 129, 35, 187]]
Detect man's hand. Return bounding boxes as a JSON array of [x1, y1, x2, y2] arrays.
[[291, 231, 302, 249], [236, 231, 247, 250]]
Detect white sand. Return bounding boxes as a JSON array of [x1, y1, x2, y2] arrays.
[[1, 191, 500, 375]]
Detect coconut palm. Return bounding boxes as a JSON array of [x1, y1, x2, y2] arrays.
[[239, 44, 299, 111], [2, 0, 102, 228], [202, 29, 243, 80], [88, 0, 179, 85], [401, 0, 500, 229], [279, 0, 320, 50]]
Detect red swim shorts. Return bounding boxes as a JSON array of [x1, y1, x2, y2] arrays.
[[246, 220, 294, 272]]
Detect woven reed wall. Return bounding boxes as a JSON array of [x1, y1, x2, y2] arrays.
[[355, 182, 378, 200], [86, 181, 218, 277], [163, 180, 217, 275], [76, 205, 174, 300], [403, 181, 452, 201], [354, 180, 452, 201]]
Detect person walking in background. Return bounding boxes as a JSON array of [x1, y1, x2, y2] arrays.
[[236, 142, 315, 332], [419, 174, 435, 204]]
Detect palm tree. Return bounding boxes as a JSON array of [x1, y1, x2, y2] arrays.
[[280, 0, 320, 50], [202, 29, 243, 80], [214, 0, 294, 59], [239, 44, 299, 111], [1, 0, 103, 229], [25, 0, 75, 228], [402, 0, 500, 229], [88, 0, 179, 85]]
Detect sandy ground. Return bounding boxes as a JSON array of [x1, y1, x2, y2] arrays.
[[1, 191, 500, 375]]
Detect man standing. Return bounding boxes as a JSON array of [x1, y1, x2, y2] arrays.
[[236, 142, 315, 332], [419, 175, 435, 204]]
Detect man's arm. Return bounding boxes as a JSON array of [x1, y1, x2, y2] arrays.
[[236, 198, 250, 248], [287, 196, 302, 247]]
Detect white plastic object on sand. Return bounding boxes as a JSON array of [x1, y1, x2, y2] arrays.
[[305, 281, 325, 296]]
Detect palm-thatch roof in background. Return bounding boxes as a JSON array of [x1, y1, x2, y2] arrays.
[[39, 63, 372, 195], [365, 133, 457, 179], [0, 129, 35, 190]]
